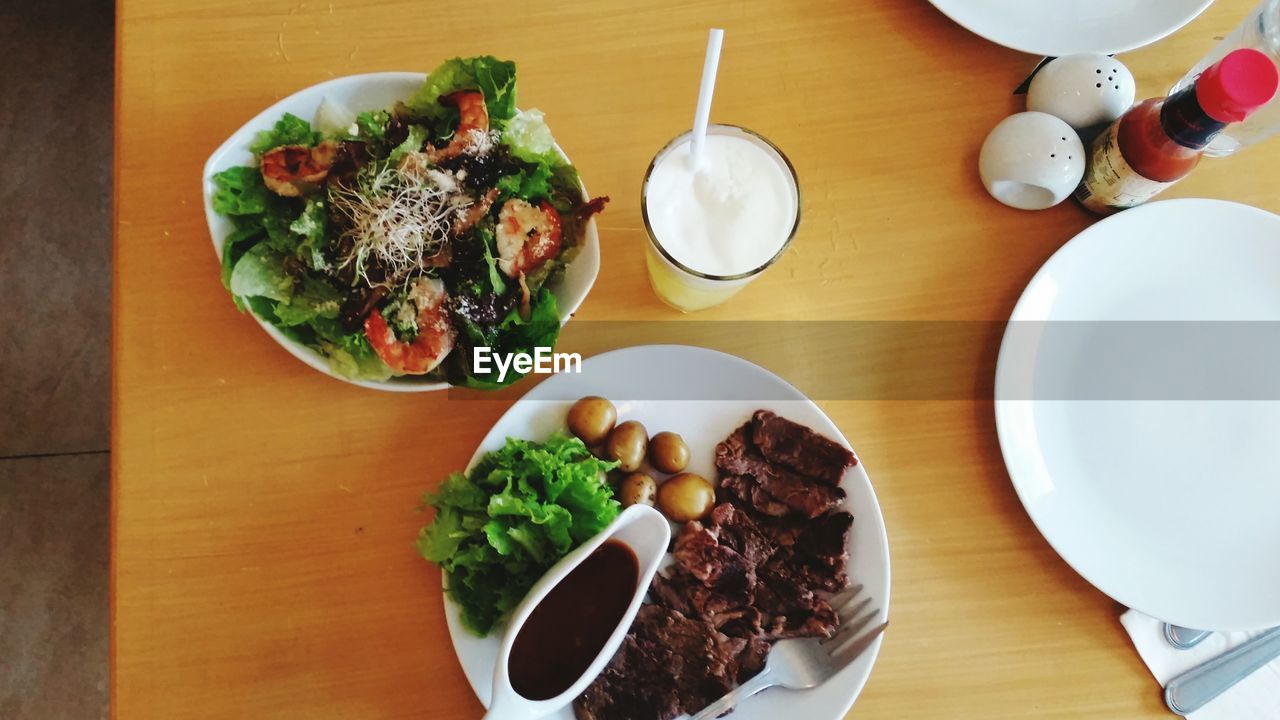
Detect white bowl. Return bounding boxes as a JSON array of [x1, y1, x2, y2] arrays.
[[201, 72, 601, 392]]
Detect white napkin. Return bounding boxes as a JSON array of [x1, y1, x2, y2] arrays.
[[1120, 610, 1280, 719]]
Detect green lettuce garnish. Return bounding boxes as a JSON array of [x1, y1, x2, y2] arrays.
[[495, 162, 553, 202], [272, 276, 341, 327], [502, 109, 561, 166], [229, 245, 293, 302], [418, 433, 619, 635], [211, 166, 270, 216], [387, 125, 429, 164], [317, 326, 393, 381], [354, 110, 389, 142], [249, 113, 321, 154], [289, 197, 329, 271], [407, 56, 517, 123]]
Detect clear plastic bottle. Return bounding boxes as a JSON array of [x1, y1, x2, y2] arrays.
[[1172, 0, 1280, 156], [1078, 49, 1279, 214]]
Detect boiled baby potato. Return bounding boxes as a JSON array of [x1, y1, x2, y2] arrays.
[[567, 396, 617, 446], [648, 431, 690, 474], [619, 472, 657, 508], [606, 420, 648, 473], [657, 472, 715, 523]]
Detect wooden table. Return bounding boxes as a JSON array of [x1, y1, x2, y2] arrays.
[[113, 1, 1280, 717]]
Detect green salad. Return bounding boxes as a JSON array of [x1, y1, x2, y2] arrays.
[[210, 56, 606, 386], [418, 433, 619, 635]]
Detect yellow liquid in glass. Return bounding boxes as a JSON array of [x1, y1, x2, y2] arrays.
[[644, 244, 747, 313]]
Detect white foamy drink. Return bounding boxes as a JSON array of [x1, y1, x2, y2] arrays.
[[646, 133, 798, 279]]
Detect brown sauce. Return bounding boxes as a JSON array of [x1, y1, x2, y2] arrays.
[[508, 540, 639, 700]]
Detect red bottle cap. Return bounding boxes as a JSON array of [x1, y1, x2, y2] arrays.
[[1196, 48, 1280, 123]]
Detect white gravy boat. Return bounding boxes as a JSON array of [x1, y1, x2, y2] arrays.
[[481, 504, 670, 719]]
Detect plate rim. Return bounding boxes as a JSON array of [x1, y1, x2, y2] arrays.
[[441, 344, 892, 719], [993, 198, 1280, 631], [927, 0, 1215, 56], [200, 71, 601, 392]]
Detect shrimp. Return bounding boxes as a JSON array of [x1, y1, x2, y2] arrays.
[[427, 91, 491, 163], [363, 277, 456, 375], [495, 199, 562, 278], [260, 140, 338, 197]]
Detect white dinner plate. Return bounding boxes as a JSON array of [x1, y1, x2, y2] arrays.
[[445, 345, 892, 719], [201, 72, 600, 392], [995, 199, 1280, 631], [928, 0, 1214, 56]]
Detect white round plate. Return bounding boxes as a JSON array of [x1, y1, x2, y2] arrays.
[[995, 199, 1280, 631], [201, 72, 600, 392], [929, 0, 1214, 56], [445, 345, 892, 719]]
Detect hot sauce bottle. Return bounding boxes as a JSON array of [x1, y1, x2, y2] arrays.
[[1075, 48, 1279, 215]]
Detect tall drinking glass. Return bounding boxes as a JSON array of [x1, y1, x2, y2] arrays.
[[641, 125, 800, 313], [1172, 0, 1280, 156]]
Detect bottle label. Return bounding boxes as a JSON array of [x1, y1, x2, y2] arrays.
[[1075, 121, 1175, 213]]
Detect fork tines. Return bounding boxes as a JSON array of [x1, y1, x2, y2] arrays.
[[819, 583, 887, 665]]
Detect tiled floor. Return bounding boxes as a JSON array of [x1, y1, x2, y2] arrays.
[[0, 0, 114, 718]]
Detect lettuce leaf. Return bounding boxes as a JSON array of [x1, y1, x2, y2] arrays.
[[355, 110, 389, 142], [407, 56, 517, 123], [501, 109, 561, 166], [495, 162, 553, 202], [229, 245, 293, 302], [289, 197, 329, 271], [272, 276, 340, 327], [211, 166, 270, 216], [321, 336, 394, 381], [417, 433, 619, 635], [387, 124, 429, 164], [249, 113, 321, 154], [220, 222, 266, 293]]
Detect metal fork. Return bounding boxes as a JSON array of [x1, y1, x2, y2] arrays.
[[689, 584, 888, 720]]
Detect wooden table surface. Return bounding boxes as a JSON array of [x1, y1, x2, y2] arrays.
[[113, 1, 1280, 717]]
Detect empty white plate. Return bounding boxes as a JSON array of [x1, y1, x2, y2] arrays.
[[929, 0, 1214, 56], [995, 199, 1280, 631]]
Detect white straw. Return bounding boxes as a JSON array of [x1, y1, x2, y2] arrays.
[[689, 28, 724, 169]]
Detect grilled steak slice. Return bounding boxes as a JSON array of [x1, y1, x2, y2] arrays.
[[749, 410, 856, 485], [673, 522, 755, 597], [574, 634, 682, 720], [755, 555, 840, 640], [574, 605, 742, 720], [795, 511, 853, 570], [650, 567, 750, 617], [716, 425, 845, 518], [718, 474, 792, 518], [708, 502, 776, 566], [754, 467, 845, 519], [733, 635, 772, 682]]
